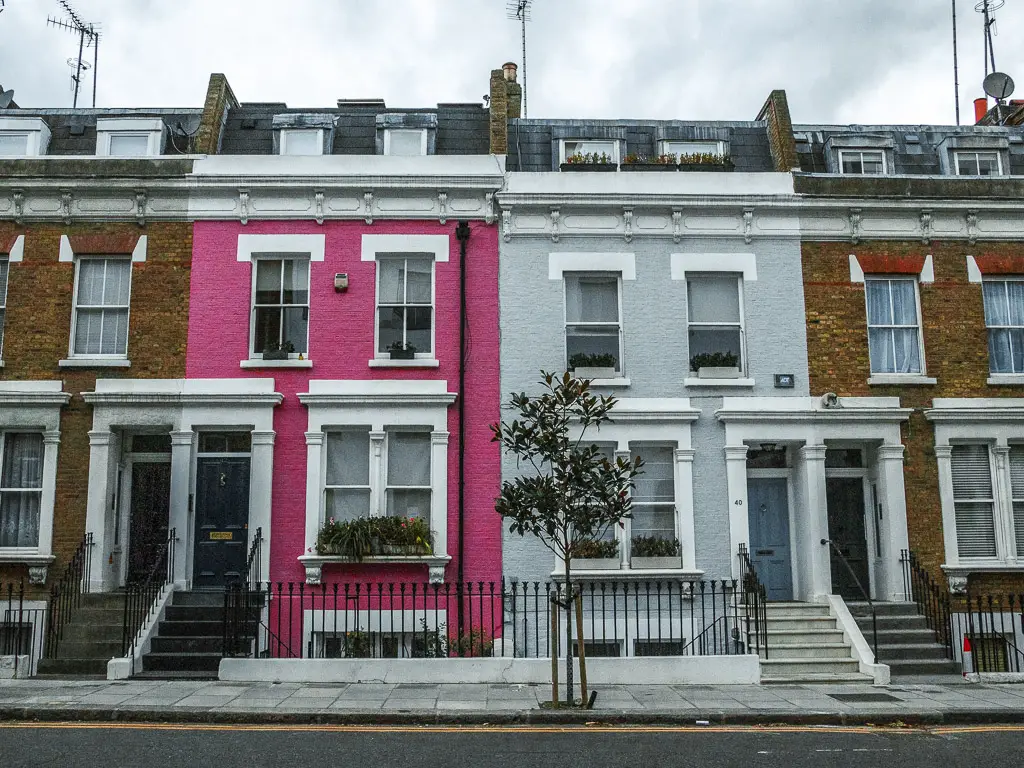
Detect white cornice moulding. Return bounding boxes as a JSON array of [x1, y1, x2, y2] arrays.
[[671, 253, 757, 281], [548, 252, 636, 280], [237, 233, 326, 262], [361, 234, 450, 263]]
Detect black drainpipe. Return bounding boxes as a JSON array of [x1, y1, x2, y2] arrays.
[[455, 221, 471, 635]]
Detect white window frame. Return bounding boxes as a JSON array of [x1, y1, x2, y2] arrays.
[[624, 442, 679, 566], [563, 272, 624, 376], [0, 255, 8, 360], [95, 118, 165, 157], [69, 256, 132, 361], [982, 277, 1024, 375], [0, 431, 45, 551], [837, 149, 887, 175], [685, 273, 747, 374], [949, 443, 999, 560], [249, 256, 311, 360], [559, 139, 620, 165], [383, 128, 428, 156], [953, 150, 1003, 176], [279, 129, 324, 156], [660, 140, 726, 158], [0, 133, 30, 157], [0, 117, 51, 156], [374, 255, 435, 359], [864, 276, 926, 376]]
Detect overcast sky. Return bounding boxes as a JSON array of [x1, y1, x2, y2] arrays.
[[1, 0, 1022, 125]]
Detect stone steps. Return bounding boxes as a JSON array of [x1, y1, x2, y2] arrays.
[[847, 601, 960, 677]]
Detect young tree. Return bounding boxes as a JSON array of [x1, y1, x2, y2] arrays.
[[491, 371, 643, 705]]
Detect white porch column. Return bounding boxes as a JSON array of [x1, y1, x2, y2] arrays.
[[675, 448, 697, 571], [876, 443, 911, 601], [799, 444, 832, 600], [249, 430, 275, 583], [725, 445, 750, 579], [430, 431, 450, 561], [303, 432, 326, 554], [934, 444, 960, 583], [168, 431, 193, 589], [84, 430, 113, 592], [992, 445, 1015, 562], [37, 431, 61, 562], [615, 448, 632, 568]]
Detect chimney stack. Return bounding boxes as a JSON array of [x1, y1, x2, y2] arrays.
[[503, 62, 518, 82], [489, 63, 523, 153], [974, 97, 989, 124]]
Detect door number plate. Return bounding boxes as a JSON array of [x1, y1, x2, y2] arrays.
[[209, 532, 233, 541]]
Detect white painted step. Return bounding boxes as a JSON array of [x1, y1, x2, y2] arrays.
[[761, 643, 853, 660], [760, 658, 862, 676], [764, 616, 840, 631], [762, 672, 875, 685]]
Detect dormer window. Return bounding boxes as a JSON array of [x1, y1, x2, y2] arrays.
[[838, 149, 886, 175], [660, 140, 726, 159], [561, 139, 619, 165], [825, 134, 895, 175], [954, 150, 1002, 176], [279, 129, 324, 156], [384, 128, 427, 156], [0, 117, 51, 156], [95, 118, 165, 157]]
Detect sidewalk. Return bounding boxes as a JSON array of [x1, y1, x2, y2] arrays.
[[3, 677, 1024, 725]]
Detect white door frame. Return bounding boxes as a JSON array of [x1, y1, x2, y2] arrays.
[[824, 462, 875, 600], [115, 449, 172, 588], [746, 465, 799, 600]]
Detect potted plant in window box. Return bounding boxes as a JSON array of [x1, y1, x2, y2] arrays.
[[569, 352, 618, 380], [631, 535, 682, 569], [262, 340, 294, 361], [388, 341, 417, 360], [621, 152, 678, 171], [677, 152, 735, 172], [690, 351, 741, 379], [560, 152, 618, 172], [373, 515, 433, 556], [571, 538, 620, 570]]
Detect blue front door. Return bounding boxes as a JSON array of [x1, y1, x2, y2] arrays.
[[747, 477, 794, 601]]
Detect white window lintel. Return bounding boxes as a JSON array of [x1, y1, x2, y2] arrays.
[[237, 233, 326, 262], [671, 253, 757, 281], [549, 252, 636, 281], [361, 234, 449, 263]]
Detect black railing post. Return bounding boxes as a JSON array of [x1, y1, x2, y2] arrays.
[[821, 538, 877, 664]]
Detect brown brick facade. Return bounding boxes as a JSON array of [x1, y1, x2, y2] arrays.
[[0, 221, 191, 593], [803, 239, 1024, 593]]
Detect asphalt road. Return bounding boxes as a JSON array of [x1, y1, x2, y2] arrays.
[[0, 723, 1022, 767]]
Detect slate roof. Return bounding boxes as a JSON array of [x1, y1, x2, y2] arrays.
[[1, 108, 202, 155]]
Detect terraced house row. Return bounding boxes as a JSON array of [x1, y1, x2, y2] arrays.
[[1, 65, 1023, 681]]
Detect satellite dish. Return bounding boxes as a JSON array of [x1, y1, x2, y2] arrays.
[[983, 71, 1016, 101], [0, 90, 14, 109]]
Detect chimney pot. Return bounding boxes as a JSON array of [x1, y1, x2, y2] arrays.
[[974, 97, 989, 124], [502, 62, 518, 82]]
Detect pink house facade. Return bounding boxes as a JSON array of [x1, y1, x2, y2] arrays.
[[183, 156, 505, 593]]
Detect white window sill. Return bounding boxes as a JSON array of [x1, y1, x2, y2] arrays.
[[239, 358, 314, 369], [867, 375, 937, 386], [368, 358, 441, 368], [684, 377, 755, 388], [942, 561, 1024, 573], [59, 358, 131, 368], [588, 378, 631, 388], [987, 374, 1024, 386], [0, 552, 54, 565]]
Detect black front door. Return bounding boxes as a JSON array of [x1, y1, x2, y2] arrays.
[[826, 477, 871, 600], [193, 456, 250, 589], [127, 462, 172, 583]]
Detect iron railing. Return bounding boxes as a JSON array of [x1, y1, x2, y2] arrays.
[[245, 527, 263, 590], [223, 578, 755, 661], [822, 538, 878, 663], [44, 532, 93, 659], [121, 528, 175, 658], [901, 549, 954, 655], [1, 581, 47, 677], [738, 544, 769, 658]]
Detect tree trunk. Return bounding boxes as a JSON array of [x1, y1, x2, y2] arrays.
[[564, 562, 574, 706]]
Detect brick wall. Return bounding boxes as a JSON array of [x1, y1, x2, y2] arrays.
[[803, 239, 1024, 593], [0, 221, 191, 593]]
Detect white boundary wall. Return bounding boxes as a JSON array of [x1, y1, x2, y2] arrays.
[[219, 655, 760, 685]]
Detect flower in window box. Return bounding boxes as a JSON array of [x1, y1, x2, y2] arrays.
[[622, 152, 677, 172], [560, 152, 617, 172], [677, 152, 734, 172], [388, 340, 417, 360]]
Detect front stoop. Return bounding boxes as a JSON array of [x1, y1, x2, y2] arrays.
[[756, 602, 873, 684], [847, 601, 961, 677], [35, 592, 125, 677]]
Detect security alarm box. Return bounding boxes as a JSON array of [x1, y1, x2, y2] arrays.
[[334, 273, 349, 292]]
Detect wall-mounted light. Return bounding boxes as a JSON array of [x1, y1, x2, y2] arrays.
[[334, 273, 349, 292]]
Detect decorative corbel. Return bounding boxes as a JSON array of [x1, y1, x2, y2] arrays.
[[485, 192, 495, 225], [314, 190, 325, 226], [672, 208, 682, 244], [239, 189, 250, 225], [501, 208, 512, 243], [438, 191, 448, 225], [919, 209, 932, 245], [947, 574, 968, 596], [304, 562, 323, 586], [550, 208, 561, 243], [849, 207, 862, 245], [135, 189, 148, 227], [12, 189, 25, 224], [60, 190, 73, 225], [28, 566, 48, 586], [364, 191, 374, 225], [428, 564, 445, 585], [966, 209, 979, 246], [623, 207, 634, 243], [743, 207, 755, 245]]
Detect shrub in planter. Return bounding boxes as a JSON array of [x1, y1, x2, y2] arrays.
[[316, 516, 432, 559], [568, 352, 618, 379], [631, 536, 680, 557], [689, 351, 740, 378], [677, 152, 734, 172], [622, 152, 677, 171], [388, 341, 417, 360], [560, 152, 617, 172], [570, 539, 620, 568]]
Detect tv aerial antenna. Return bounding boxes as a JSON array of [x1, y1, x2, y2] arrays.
[[47, 1, 101, 107], [506, 0, 533, 117], [975, 0, 1004, 78]]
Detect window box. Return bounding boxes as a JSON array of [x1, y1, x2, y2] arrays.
[[298, 553, 451, 584], [621, 163, 676, 172], [631, 556, 683, 570], [573, 366, 617, 379], [575, 557, 620, 570], [697, 366, 740, 379], [389, 347, 417, 361], [678, 159, 734, 172], [262, 349, 291, 361], [559, 162, 617, 172]]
